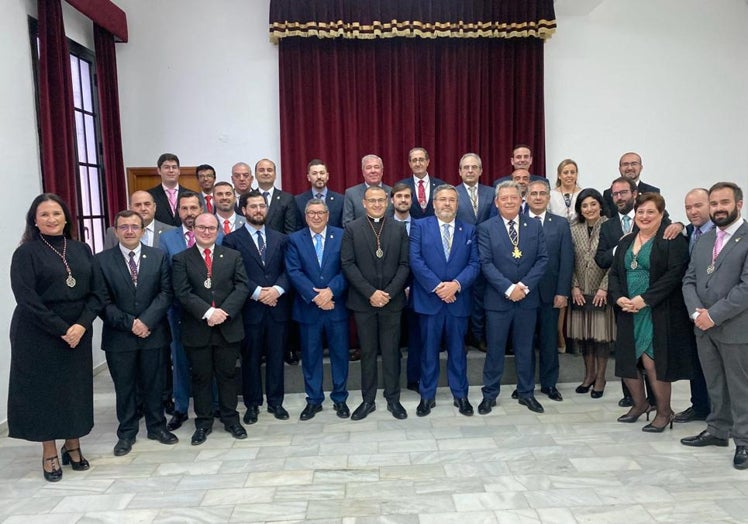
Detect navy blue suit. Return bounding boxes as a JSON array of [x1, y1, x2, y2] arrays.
[[530, 212, 573, 389], [477, 214, 548, 400], [397, 176, 446, 219], [223, 226, 290, 408], [410, 217, 480, 400], [295, 190, 344, 229], [286, 226, 349, 405]]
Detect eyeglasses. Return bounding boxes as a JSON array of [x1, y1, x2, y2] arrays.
[[194, 225, 218, 232], [116, 224, 142, 232], [245, 203, 267, 210], [306, 211, 329, 217], [611, 190, 632, 198], [197, 174, 215, 179], [620, 161, 641, 168], [365, 198, 387, 204]]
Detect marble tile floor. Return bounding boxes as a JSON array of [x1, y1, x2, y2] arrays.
[[1, 371, 747, 523]]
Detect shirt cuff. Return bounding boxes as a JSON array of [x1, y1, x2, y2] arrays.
[[202, 307, 216, 320]]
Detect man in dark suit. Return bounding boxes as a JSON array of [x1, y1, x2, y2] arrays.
[[409, 184, 480, 417], [231, 162, 253, 215], [674, 188, 713, 423], [196, 164, 217, 213], [455, 153, 497, 352], [172, 213, 249, 445], [343, 154, 392, 225], [682, 182, 748, 470], [104, 191, 175, 251], [285, 198, 350, 420], [477, 181, 548, 415], [295, 159, 344, 228], [491, 145, 545, 186], [255, 158, 298, 234], [341, 186, 410, 420], [147, 153, 190, 227], [602, 152, 660, 218], [395, 147, 445, 220], [525, 180, 573, 402], [595, 177, 637, 271], [214, 181, 246, 233], [97, 210, 178, 456], [223, 190, 292, 424]]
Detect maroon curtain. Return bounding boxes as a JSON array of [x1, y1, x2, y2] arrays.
[[278, 36, 545, 194], [66, 0, 128, 42], [38, 0, 80, 226], [94, 23, 127, 223]]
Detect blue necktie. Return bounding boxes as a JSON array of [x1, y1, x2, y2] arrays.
[[256, 230, 266, 264], [442, 224, 452, 260], [622, 215, 632, 234], [314, 233, 323, 265]]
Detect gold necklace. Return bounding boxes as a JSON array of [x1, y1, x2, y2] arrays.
[[366, 216, 385, 258]]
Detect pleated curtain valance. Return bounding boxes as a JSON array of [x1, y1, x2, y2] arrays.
[[269, 0, 556, 43]]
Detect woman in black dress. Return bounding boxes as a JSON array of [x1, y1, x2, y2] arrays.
[[8, 194, 101, 481]]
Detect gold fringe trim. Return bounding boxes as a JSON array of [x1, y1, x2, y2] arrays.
[[269, 19, 556, 44]]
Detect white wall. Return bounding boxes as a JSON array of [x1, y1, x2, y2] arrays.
[[546, 0, 748, 222]]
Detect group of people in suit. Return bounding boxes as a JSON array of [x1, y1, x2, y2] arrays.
[[9, 148, 748, 483]]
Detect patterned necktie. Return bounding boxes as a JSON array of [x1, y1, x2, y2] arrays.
[[256, 230, 266, 264], [442, 223, 452, 259], [205, 195, 213, 213], [186, 230, 195, 248], [534, 215, 542, 227], [314, 233, 324, 265], [469, 185, 478, 215], [166, 188, 177, 215], [204, 248, 215, 306], [508, 219, 518, 245], [262, 191, 270, 206], [223, 219, 231, 235], [418, 180, 426, 209], [128, 251, 138, 285], [622, 215, 632, 234], [316, 193, 324, 200]]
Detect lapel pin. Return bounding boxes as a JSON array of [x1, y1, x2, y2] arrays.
[[142, 254, 147, 259]]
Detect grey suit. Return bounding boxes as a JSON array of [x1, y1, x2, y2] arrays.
[[683, 219, 748, 446], [104, 220, 175, 250], [342, 183, 393, 225]]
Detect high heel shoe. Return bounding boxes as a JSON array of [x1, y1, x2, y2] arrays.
[[575, 383, 593, 394], [645, 404, 656, 421], [590, 388, 604, 399], [617, 406, 649, 423], [43, 456, 62, 482], [642, 412, 675, 433], [61, 446, 90, 471]]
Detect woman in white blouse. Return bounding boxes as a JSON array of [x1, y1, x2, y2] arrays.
[[549, 159, 582, 223]]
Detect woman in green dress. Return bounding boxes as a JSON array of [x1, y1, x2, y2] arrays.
[[608, 193, 696, 432]]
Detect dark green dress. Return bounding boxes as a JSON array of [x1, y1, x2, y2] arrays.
[[625, 239, 654, 359]]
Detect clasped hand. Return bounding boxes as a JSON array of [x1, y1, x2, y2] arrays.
[[616, 295, 646, 313], [61, 323, 86, 348]]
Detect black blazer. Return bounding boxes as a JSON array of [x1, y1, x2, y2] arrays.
[[341, 216, 410, 313], [171, 244, 249, 346], [295, 190, 344, 228], [147, 184, 190, 227], [396, 176, 446, 219], [603, 180, 660, 218], [96, 244, 172, 351], [264, 189, 299, 234], [594, 214, 628, 270]]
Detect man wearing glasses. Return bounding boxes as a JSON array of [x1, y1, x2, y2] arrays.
[[395, 147, 445, 220], [602, 152, 660, 218], [195, 164, 217, 213]]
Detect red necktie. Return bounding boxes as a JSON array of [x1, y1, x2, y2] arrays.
[[417, 180, 426, 209], [223, 219, 231, 235], [205, 195, 213, 213]]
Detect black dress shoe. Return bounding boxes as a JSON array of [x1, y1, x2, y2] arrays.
[[477, 339, 488, 353], [191, 427, 212, 446], [519, 396, 545, 413], [416, 398, 435, 417], [575, 383, 593, 394], [167, 411, 188, 431], [43, 456, 62, 482], [113, 438, 134, 456], [243, 406, 259, 425], [387, 401, 408, 420], [163, 399, 175, 415], [333, 402, 350, 418], [734, 446, 748, 470], [453, 398, 474, 416], [478, 398, 496, 415], [225, 424, 247, 439], [680, 430, 729, 447], [349, 348, 362, 362], [147, 429, 178, 445], [674, 406, 708, 423], [351, 401, 376, 420], [300, 403, 322, 421], [618, 395, 633, 407], [284, 349, 300, 365], [406, 382, 419, 392], [268, 405, 290, 420], [541, 386, 563, 402], [511, 389, 519, 400]]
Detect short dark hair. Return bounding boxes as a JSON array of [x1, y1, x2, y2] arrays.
[[22, 193, 75, 244], [157, 153, 179, 168], [239, 189, 264, 211], [635, 192, 666, 214], [307, 159, 326, 171], [710, 181, 744, 203], [390, 182, 412, 198], [195, 164, 216, 178], [114, 209, 144, 228], [177, 190, 201, 208], [610, 176, 636, 193], [512, 144, 532, 155], [213, 181, 233, 191], [574, 188, 604, 224]]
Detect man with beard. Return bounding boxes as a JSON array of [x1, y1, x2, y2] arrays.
[[295, 159, 344, 228], [195, 164, 217, 213], [214, 181, 246, 233], [223, 190, 292, 424], [341, 186, 410, 420], [682, 182, 748, 471], [602, 152, 660, 218], [409, 184, 480, 417]]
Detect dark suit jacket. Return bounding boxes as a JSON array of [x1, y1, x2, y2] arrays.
[[285, 226, 347, 323], [608, 224, 694, 380], [96, 245, 172, 351], [477, 214, 548, 311], [492, 174, 545, 187], [222, 226, 291, 324], [594, 213, 629, 270], [396, 176, 446, 219], [341, 216, 410, 313], [171, 244, 249, 345], [263, 188, 299, 234], [147, 184, 190, 227], [103, 219, 175, 250], [295, 190, 344, 229], [455, 183, 497, 225], [534, 212, 574, 304], [409, 217, 480, 317], [603, 180, 660, 218], [342, 182, 393, 225]]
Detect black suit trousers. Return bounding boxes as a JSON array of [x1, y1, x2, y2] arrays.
[[242, 311, 287, 408], [354, 309, 402, 403], [106, 347, 167, 440], [185, 334, 240, 429]]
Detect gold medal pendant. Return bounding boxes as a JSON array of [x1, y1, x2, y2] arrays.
[[512, 246, 522, 259], [630, 260, 638, 270], [376, 248, 384, 258]]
